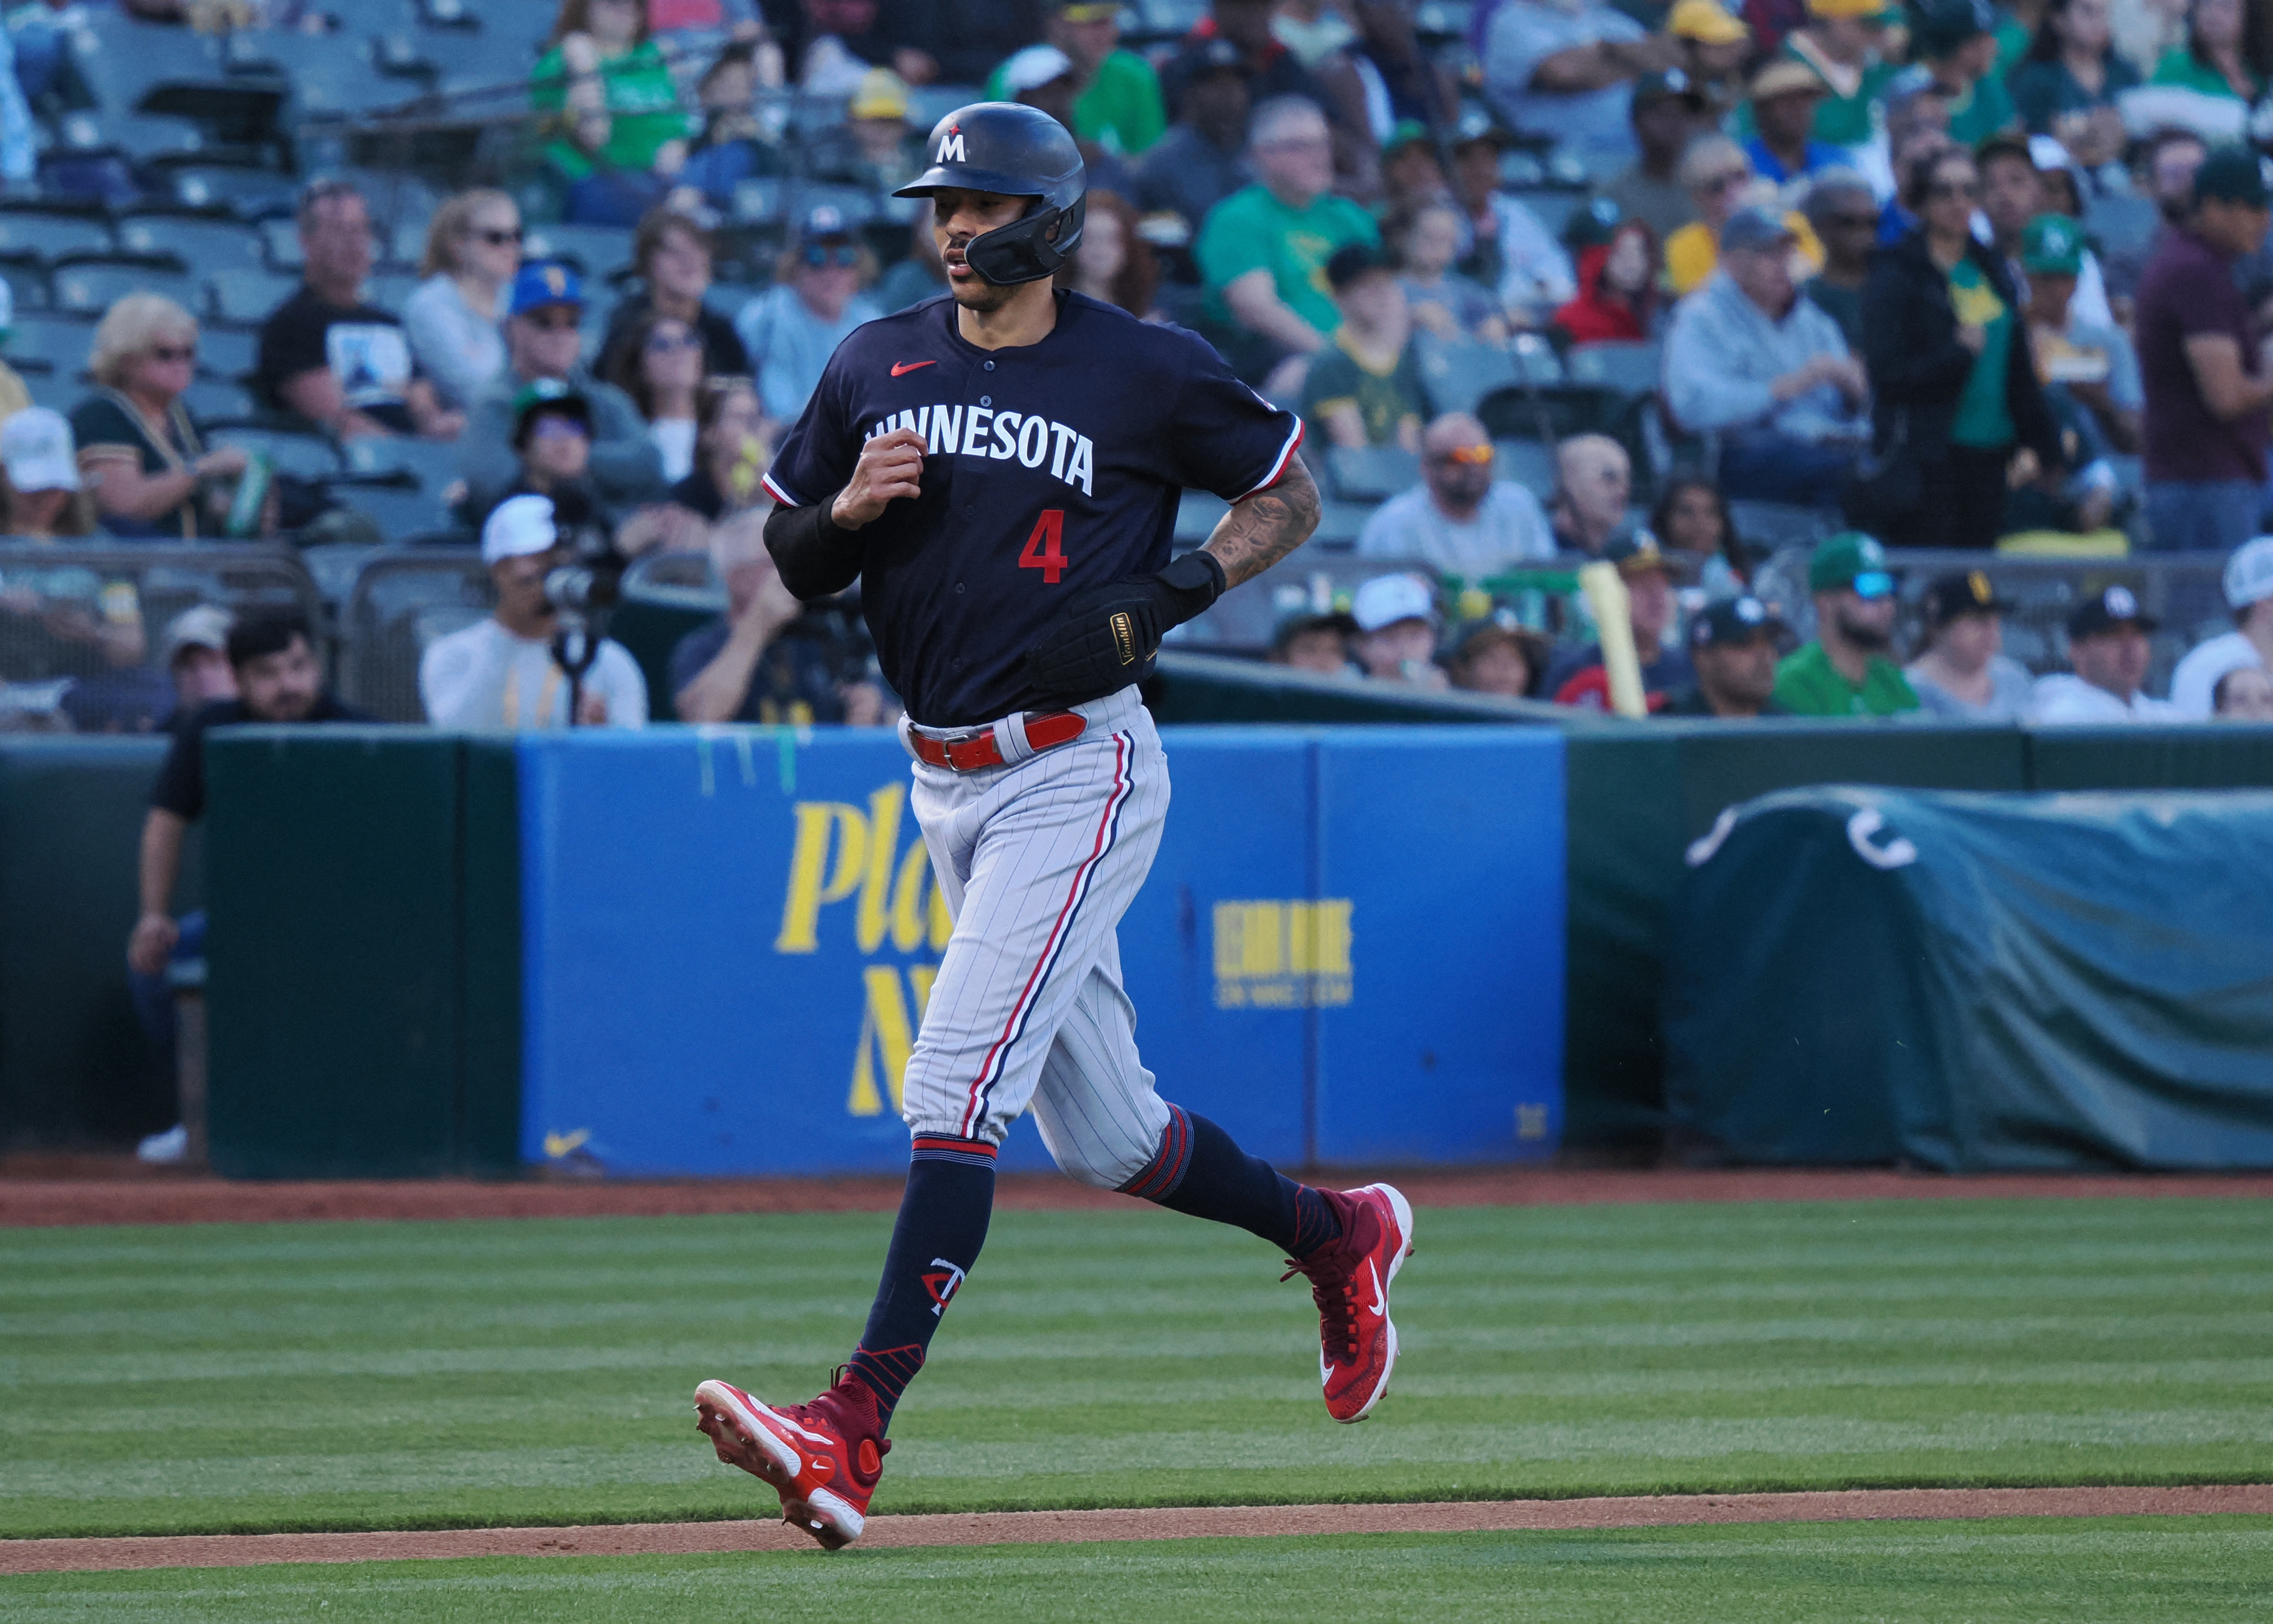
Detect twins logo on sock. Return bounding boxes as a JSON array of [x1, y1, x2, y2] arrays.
[[922, 1259, 967, 1317]]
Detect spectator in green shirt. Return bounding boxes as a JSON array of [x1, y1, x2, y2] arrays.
[[1908, 0, 2019, 146], [1300, 245, 1426, 452], [985, 0, 1167, 157], [533, 0, 698, 225], [1776, 0, 1902, 150], [1196, 94, 1381, 369], [2150, 0, 2264, 100], [1772, 531, 1922, 715]]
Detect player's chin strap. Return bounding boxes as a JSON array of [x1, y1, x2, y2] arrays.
[[1022, 550, 1228, 703]]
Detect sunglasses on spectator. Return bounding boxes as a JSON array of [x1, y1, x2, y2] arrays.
[[1929, 180, 1981, 199], [1431, 444, 1493, 466], [531, 416, 589, 441], [148, 344, 196, 364], [802, 242, 860, 268], [471, 226, 523, 246], [1704, 171, 1750, 192], [1829, 212, 1878, 229], [524, 309, 582, 331], [645, 329, 703, 354]]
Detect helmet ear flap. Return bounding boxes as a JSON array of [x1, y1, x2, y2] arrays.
[[964, 192, 1089, 284]]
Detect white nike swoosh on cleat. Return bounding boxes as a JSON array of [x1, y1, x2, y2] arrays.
[[1368, 1259, 1386, 1317]]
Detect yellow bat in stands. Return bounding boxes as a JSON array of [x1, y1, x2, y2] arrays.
[[1577, 560, 1647, 719]]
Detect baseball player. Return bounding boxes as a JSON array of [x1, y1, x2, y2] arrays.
[[694, 102, 1415, 1549]]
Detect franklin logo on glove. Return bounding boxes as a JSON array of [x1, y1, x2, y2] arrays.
[[1111, 612, 1137, 666]]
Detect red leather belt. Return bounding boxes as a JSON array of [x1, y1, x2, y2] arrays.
[[909, 711, 1086, 773]]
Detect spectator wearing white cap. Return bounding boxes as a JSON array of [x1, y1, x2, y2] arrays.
[[2034, 584, 2180, 721], [420, 494, 649, 730], [986, 3, 1167, 159], [0, 406, 97, 539], [2169, 535, 2273, 715], [735, 205, 885, 429], [0, 407, 144, 678], [159, 605, 237, 728], [1350, 572, 1448, 687], [1357, 412, 1555, 573]]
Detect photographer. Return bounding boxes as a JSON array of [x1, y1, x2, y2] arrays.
[[420, 494, 648, 730]]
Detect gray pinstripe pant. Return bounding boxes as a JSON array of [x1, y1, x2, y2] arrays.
[[897, 686, 1175, 1189]]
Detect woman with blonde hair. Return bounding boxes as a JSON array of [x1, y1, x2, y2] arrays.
[[404, 189, 521, 410], [68, 294, 246, 539]]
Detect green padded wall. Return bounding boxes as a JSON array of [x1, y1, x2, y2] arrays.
[[607, 598, 719, 724], [0, 739, 199, 1148], [2027, 724, 2273, 790], [204, 729, 520, 1177], [1561, 722, 2031, 1151]]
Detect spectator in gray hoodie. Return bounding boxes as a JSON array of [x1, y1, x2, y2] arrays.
[[1661, 205, 1870, 507]]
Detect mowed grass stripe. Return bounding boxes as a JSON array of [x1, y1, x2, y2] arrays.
[[5, 1518, 2273, 1622], [1, 1199, 2267, 1537]]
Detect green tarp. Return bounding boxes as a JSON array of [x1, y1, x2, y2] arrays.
[[1663, 786, 2273, 1170]]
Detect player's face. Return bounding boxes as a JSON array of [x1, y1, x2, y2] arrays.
[[932, 188, 1036, 308]]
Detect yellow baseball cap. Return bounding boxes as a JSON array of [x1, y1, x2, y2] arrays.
[[1807, 0, 1896, 18], [1671, 0, 1749, 44], [849, 67, 910, 122]]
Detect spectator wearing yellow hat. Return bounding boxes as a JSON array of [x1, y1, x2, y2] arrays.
[[1743, 59, 1844, 186], [1671, 0, 1755, 115], [986, 0, 1166, 157], [1773, 0, 1902, 150]]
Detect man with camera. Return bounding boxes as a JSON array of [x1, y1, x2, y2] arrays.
[[420, 493, 648, 730]]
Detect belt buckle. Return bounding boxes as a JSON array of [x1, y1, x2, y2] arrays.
[[938, 726, 994, 774]]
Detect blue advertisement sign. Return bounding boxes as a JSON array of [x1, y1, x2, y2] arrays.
[[516, 726, 1563, 1176]]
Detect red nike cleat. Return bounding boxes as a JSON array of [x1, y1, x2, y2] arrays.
[[694, 1373, 889, 1549], [1282, 1182, 1415, 1423]]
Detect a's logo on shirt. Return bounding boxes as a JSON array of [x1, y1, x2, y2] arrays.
[[1110, 611, 1137, 666], [939, 129, 967, 162]]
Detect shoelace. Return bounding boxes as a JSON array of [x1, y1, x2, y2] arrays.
[[1281, 1255, 1363, 1367]]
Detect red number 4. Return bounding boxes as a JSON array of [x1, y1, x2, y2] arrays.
[[1019, 508, 1067, 584]]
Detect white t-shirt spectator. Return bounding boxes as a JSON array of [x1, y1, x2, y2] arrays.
[[2167, 630, 2263, 718], [420, 618, 648, 729], [652, 418, 698, 483], [1357, 481, 1556, 574], [2031, 673, 2181, 723]]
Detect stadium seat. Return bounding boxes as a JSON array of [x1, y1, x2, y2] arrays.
[[182, 376, 260, 425], [165, 164, 300, 219], [116, 214, 269, 272], [1326, 444, 1423, 502], [1564, 340, 1662, 398], [363, 269, 420, 314], [0, 263, 46, 314], [52, 261, 201, 319], [1508, 189, 1583, 238], [340, 435, 458, 490], [22, 371, 77, 411], [207, 266, 301, 328], [0, 210, 113, 264], [207, 425, 344, 482], [523, 223, 638, 282], [65, 14, 223, 114], [4, 314, 97, 377], [1414, 335, 1522, 419], [1726, 500, 1842, 552], [260, 218, 305, 274], [329, 478, 458, 543], [197, 326, 260, 380], [335, 547, 491, 720], [1492, 438, 1559, 497]]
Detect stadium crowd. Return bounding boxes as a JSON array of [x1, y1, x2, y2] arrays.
[[0, 0, 2266, 740]]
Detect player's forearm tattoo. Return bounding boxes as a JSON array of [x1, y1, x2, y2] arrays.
[[1204, 461, 1322, 588]]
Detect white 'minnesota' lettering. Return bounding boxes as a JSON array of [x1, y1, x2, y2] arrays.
[[991, 410, 1022, 460], [873, 400, 1095, 492]]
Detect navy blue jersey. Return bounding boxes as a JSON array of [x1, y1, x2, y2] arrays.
[[764, 291, 1303, 728]]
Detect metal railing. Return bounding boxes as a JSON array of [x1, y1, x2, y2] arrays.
[[0, 540, 320, 732], [333, 545, 489, 723]]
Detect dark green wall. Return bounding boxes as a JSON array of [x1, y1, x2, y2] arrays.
[[204, 729, 520, 1178], [0, 739, 199, 1149]]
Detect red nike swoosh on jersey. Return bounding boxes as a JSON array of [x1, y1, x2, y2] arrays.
[[891, 361, 936, 376]]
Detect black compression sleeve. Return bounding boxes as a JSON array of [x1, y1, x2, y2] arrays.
[[763, 493, 865, 600]]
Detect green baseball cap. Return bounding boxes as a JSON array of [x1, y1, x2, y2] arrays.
[[1808, 530, 1894, 597], [1381, 118, 1431, 159], [2020, 213, 2083, 275]]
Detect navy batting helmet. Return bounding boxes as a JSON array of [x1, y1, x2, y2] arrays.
[[893, 101, 1086, 286]]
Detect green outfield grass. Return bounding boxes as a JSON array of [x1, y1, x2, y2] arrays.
[[6, 1519, 2273, 1622], [2, 1197, 2269, 1539]]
